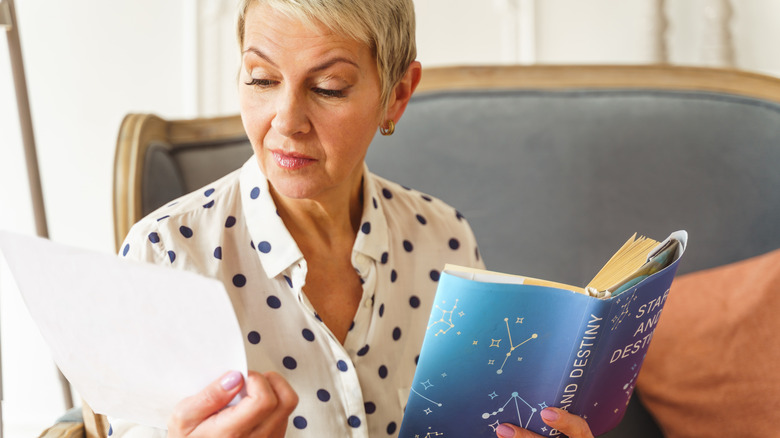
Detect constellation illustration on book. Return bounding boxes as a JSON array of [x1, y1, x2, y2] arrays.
[[610, 293, 638, 331], [413, 427, 444, 438], [427, 298, 461, 336], [409, 377, 443, 413], [622, 366, 639, 401], [488, 317, 538, 374], [482, 391, 546, 430]]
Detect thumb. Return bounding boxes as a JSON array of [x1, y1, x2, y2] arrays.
[[169, 370, 245, 433]]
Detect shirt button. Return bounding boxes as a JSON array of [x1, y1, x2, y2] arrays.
[[364, 299, 372, 308]]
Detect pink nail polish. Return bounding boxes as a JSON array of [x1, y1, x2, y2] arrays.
[[496, 424, 515, 438], [220, 371, 242, 390], [541, 408, 560, 422]]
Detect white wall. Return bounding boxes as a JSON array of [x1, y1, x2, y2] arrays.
[[1, 1, 189, 435], [1, 0, 779, 436]]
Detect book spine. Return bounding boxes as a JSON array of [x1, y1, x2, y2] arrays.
[[569, 259, 681, 436], [547, 299, 609, 436]]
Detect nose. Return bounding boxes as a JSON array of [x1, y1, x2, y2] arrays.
[[271, 87, 311, 137]]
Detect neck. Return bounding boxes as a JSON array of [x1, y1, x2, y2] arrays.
[[271, 174, 364, 249]]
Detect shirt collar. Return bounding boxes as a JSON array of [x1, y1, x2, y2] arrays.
[[239, 157, 303, 279], [353, 162, 389, 263], [239, 158, 389, 279]]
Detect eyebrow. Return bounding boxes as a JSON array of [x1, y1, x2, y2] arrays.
[[243, 47, 359, 73]]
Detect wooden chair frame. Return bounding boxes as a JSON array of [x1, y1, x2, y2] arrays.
[[113, 113, 245, 250]]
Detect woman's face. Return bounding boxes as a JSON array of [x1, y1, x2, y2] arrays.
[[239, 3, 384, 202]]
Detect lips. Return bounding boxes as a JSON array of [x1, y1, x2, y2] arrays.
[[271, 150, 316, 170]]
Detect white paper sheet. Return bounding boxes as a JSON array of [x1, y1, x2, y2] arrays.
[[0, 231, 247, 429]]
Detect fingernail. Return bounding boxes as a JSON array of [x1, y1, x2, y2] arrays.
[[541, 408, 559, 422], [220, 371, 242, 390], [496, 424, 515, 438]]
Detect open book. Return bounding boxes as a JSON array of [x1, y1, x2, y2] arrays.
[[399, 230, 687, 437]]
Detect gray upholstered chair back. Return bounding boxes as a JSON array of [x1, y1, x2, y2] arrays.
[[369, 65, 780, 285], [113, 114, 253, 249]]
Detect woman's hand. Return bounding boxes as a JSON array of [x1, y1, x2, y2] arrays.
[[167, 370, 298, 438], [495, 407, 594, 438]]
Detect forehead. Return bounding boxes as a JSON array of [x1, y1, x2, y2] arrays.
[[243, 3, 367, 57]]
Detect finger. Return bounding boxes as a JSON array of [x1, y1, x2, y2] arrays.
[[495, 422, 541, 438], [253, 371, 299, 437], [168, 370, 245, 434], [220, 370, 280, 426], [539, 407, 594, 438]]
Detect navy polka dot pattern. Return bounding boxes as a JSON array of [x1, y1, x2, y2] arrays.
[[232, 274, 246, 287], [293, 416, 307, 429], [115, 161, 484, 436], [348, 416, 361, 428], [317, 389, 331, 402], [283, 356, 298, 370], [267, 295, 282, 309], [257, 241, 272, 253]]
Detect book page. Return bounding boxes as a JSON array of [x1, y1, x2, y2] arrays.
[[0, 231, 248, 429], [444, 264, 586, 294]]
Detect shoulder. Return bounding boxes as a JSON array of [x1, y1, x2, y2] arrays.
[[367, 171, 483, 268], [119, 169, 243, 266], [368, 171, 468, 231]]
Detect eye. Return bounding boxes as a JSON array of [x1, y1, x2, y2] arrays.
[[244, 78, 277, 87], [312, 87, 346, 98]]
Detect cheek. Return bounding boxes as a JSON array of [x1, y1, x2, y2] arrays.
[[239, 98, 271, 141]]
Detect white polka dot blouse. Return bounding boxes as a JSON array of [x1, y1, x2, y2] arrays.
[[112, 157, 484, 437]]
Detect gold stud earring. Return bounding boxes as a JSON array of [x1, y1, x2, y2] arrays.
[[380, 119, 395, 136]]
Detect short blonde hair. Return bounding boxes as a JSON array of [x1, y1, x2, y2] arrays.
[[237, 0, 417, 111]]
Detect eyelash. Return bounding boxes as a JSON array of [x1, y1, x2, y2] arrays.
[[244, 79, 346, 99]]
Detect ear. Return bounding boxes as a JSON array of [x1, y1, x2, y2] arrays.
[[384, 61, 422, 125]]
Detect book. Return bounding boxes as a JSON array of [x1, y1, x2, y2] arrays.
[[399, 230, 687, 437]]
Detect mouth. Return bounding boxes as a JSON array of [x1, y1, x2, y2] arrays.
[[271, 150, 316, 170]]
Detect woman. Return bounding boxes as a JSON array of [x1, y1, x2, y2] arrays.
[[116, 0, 595, 437]]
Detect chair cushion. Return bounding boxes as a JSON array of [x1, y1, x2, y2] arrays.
[[637, 248, 780, 437]]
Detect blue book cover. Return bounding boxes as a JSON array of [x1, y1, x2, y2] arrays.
[[399, 231, 687, 437]]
